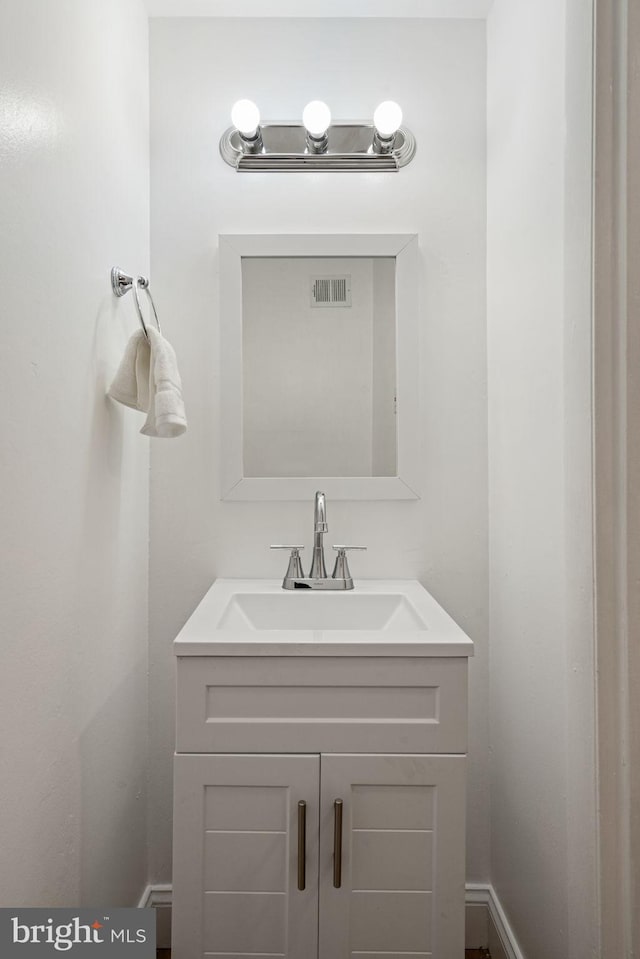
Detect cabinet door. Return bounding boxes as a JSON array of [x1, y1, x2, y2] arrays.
[[318, 754, 466, 959], [173, 754, 319, 959]]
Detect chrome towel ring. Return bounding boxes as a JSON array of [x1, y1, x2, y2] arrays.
[[111, 267, 162, 341]]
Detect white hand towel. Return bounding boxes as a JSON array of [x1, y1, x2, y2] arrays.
[[108, 328, 187, 438], [107, 330, 150, 411], [141, 327, 187, 438]]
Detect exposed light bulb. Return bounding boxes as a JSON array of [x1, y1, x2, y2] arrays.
[[302, 100, 332, 138], [373, 101, 403, 138], [231, 99, 260, 138]]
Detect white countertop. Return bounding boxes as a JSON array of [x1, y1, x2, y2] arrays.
[[173, 579, 474, 658]]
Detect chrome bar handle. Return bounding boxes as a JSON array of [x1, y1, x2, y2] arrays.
[[297, 801, 307, 891], [331, 546, 367, 585], [270, 545, 305, 583], [333, 799, 343, 888]]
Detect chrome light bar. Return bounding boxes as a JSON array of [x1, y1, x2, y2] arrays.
[[219, 122, 416, 173]]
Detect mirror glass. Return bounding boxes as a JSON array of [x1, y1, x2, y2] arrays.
[[241, 256, 397, 478]]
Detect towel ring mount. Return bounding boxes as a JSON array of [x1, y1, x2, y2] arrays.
[[111, 267, 162, 341]]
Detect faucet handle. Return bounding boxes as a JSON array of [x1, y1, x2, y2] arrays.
[[270, 545, 305, 583], [331, 546, 367, 584]]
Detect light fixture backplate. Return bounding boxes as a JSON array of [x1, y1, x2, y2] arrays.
[[219, 123, 416, 172]]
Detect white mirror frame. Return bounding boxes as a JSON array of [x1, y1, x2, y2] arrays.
[[219, 233, 420, 501]]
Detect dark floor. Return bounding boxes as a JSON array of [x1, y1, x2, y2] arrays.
[[157, 951, 490, 958]]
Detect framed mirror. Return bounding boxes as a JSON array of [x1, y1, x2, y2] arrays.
[[219, 233, 420, 501]]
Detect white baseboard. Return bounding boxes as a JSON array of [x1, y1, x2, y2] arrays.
[[137, 882, 172, 909], [137, 883, 173, 948], [137, 884, 152, 909], [465, 883, 525, 959], [139, 881, 524, 957]]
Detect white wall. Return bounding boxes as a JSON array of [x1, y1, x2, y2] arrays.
[[0, 0, 150, 906], [149, 16, 489, 885], [487, 1, 597, 956]]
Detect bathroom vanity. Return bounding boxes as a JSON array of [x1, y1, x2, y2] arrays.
[[172, 579, 473, 958]]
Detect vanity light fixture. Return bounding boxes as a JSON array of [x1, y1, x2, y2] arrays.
[[220, 100, 416, 172]]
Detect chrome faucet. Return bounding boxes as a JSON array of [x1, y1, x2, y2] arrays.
[[271, 491, 366, 590], [309, 491, 328, 579]]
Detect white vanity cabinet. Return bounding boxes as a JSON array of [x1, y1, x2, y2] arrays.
[[173, 749, 465, 959], [172, 580, 473, 959]]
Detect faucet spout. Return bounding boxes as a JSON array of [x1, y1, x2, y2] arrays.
[[309, 491, 328, 578], [314, 491, 328, 533]]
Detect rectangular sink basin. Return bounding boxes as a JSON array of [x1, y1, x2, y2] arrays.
[[173, 580, 474, 658], [217, 591, 427, 632]]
